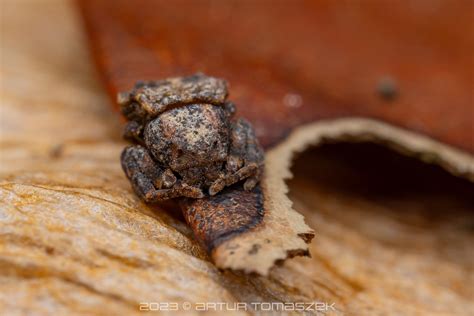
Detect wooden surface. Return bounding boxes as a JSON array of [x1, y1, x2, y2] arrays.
[[1, 1, 474, 315]]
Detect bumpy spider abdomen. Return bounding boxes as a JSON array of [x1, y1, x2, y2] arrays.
[[144, 104, 230, 173]]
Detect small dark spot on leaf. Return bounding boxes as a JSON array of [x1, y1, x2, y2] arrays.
[[376, 76, 398, 101], [248, 243, 261, 255]]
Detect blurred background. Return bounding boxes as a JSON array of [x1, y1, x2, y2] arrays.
[[79, 0, 474, 151]]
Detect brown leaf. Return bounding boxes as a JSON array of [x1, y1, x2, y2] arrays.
[[77, 0, 474, 275]]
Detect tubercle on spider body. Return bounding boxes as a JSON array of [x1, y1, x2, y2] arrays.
[[118, 74, 265, 202]]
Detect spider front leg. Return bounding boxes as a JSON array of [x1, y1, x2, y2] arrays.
[[123, 121, 145, 144], [121, 145, 204, 202], [209, 118, 264, 195]]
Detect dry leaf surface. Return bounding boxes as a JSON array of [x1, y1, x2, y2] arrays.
[[1, 1, 473, 315]]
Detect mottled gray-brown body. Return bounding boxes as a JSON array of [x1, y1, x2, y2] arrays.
[[119, 74, 264, 202]]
